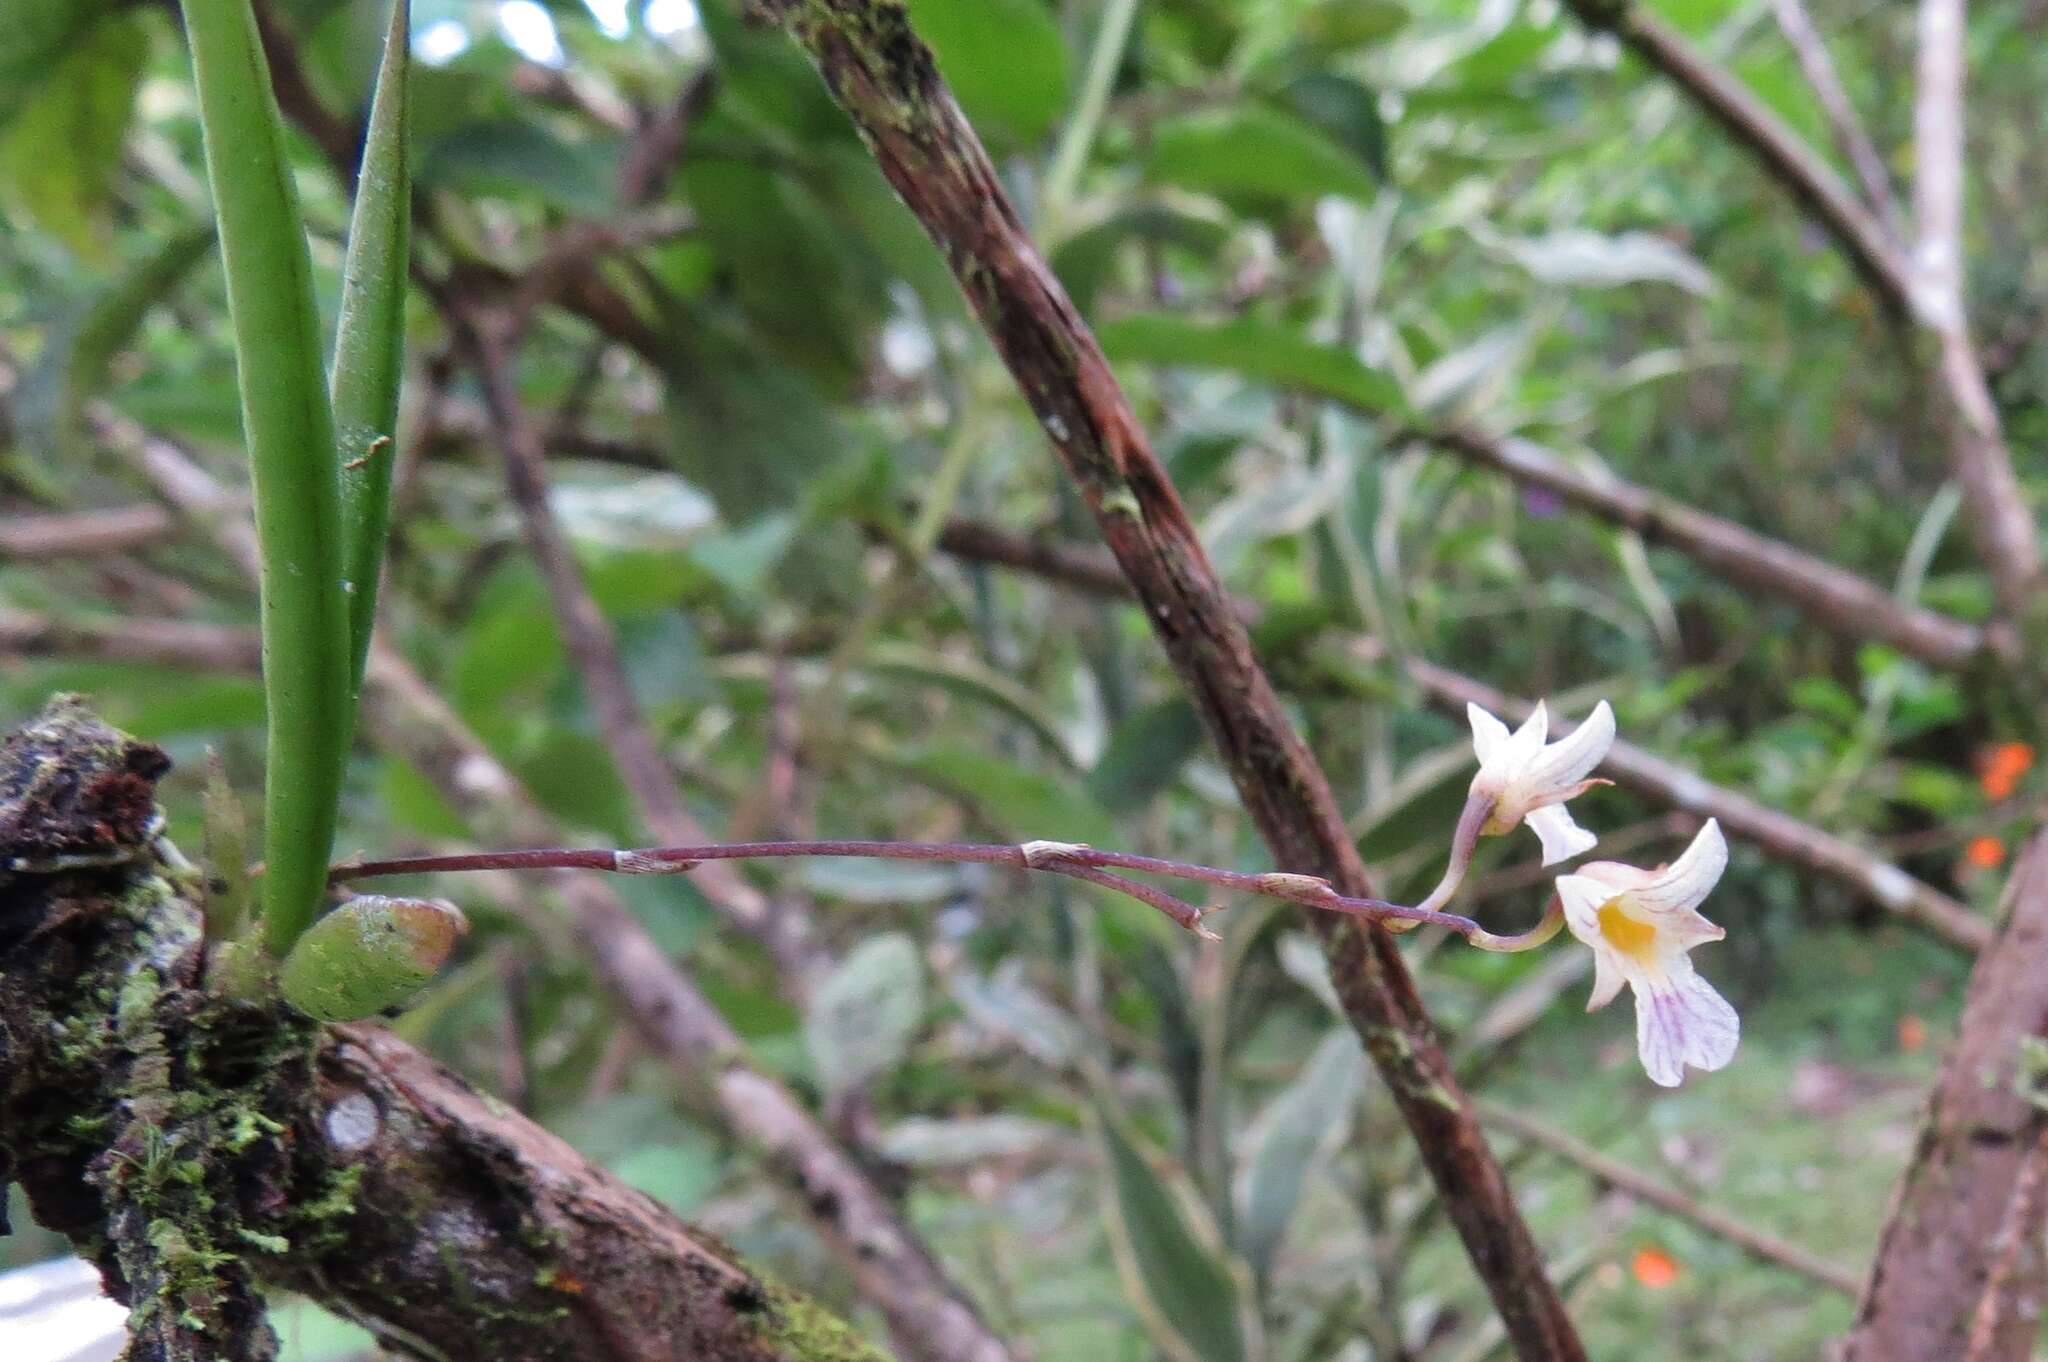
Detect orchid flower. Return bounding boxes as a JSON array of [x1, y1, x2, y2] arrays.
[[1555, 819, 1739, 1087], [1412, 700, 1615, 917], [1468, 700, 1615, 864]]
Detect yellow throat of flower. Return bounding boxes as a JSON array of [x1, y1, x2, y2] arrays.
[[1596, 898, 1659, 961]]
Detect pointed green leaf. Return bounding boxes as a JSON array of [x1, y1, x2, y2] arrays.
[[1098, 313, 1410, 417], [804, 933, 926, 1094], [332, 0, 413, 693], [1236, 1027, 1367, 1276], [1147, 104, 1378, 205], [1096, 1100, 1250, 1362], [1088, 698, 1204, 812], [180, 0, 351, 955]]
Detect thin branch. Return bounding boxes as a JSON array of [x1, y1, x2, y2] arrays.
[[0, 504, 179, 559], [1767, 0, 1905, 241], [1425, 427, 1995, 670], [930, 517, 1990, 951], [1563, 0, 1913, 308], [1912, 0, 1967, 327], [331, 838, 1567, 947], [759, 4, 1585, 1355], [1562, 0, 2043, 631], [1477, 1101, 1863, 1296]]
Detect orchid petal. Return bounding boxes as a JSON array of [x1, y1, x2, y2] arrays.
[[1554, 873, 1609, 940], [1517, 701, 1614, 793], [1468, 702, 1513, 766], [1632, 819, 1728, 916], [1498, 701, 1549, 773], [1587, 947, 1627, 1011], [1632, 958, 1739, 1087], [1526, 803, 1597, 866]]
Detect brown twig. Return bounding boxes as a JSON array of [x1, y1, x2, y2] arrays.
[[1842, 829, 2048, 1362], [758, 3, 1585, 1354], [330, 838, 1570, 946], [1767, 0, 1905, 242], [0, 504, 179, 560], [1562, 0, 2043, 632], [1424, 428, 1995, 669], [1478, 1101, 1864, 1296]]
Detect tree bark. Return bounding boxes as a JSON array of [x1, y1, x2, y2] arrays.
[[1841, 829, 2048, 1362], [0, 697, 890, 1362], [754, 3, 1586, 1357]]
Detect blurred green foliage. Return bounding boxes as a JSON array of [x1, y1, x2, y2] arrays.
[[2, 0, 2042, 1356]]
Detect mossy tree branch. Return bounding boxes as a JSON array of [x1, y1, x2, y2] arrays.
[[0, 699, 891, 1362]]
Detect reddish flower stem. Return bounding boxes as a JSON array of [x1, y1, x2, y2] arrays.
[[330, 838, 1529, 943]]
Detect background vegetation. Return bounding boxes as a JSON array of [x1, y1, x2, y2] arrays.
[[2, 0, 2043, 1357]]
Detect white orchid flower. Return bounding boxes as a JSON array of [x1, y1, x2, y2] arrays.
[[1556, 819, 1739, 1087], [1467, 699, 1615, 865]]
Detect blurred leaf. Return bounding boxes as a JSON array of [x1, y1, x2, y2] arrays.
[[1089, 698, 1204, 812], [1484, 227, 1717, 295], [1302, 0, 1408, 50], [1052, 205, 1231, 316], [1147, 104, 1377, 204], [796, 858, 961, 904], [1236, 1027, 1366, 1276], [881, 1114, 1064, 1166], [1100, 313, 1408, 415], [887, 745, 1115, 846], [949, 959, 1082, 1066], [861, 641, 1078, 768], [0, 10, 147, 260], [660, 306, 850, 519], [1096, 1099, 1250, 1362], [1272, 73, 1386, 180], [806, 933, 925, 1094], [1275, 931, 1340, 1014], [906, 0, 1070, 146], [0, 0, 118, 122], [17, 221, 215, 461], [421, 119, 617, 215]]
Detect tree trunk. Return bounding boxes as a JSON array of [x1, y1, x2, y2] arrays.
[[1841, 829, 2048, 1362]]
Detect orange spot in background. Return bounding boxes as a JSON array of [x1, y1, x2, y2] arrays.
[[1631, 1247, 1680, 1289], [1979, 743, 2034, 800], [1898, 1015, 1927, 1053], [1965, 836, 2006, 869]]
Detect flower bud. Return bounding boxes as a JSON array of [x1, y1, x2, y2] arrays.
[[279, 895, 467, 1022]]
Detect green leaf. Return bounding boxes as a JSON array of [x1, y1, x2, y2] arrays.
[[885, 746, 1115, 846], [1147, 105, 1377, 205], [1236, 1027, 1366, 1276], [1089, 698, 1204, 812], [0, 0, 120, 125], [0, 11, 148, 261], [1095, 1100, 1250, 1362], [805, 933, 925, 1094], [1099, 313, 1409, 416], [1273, 73, 1386, 181], [904, 0, 1070, 146], [420, 119, 617, 216], [1051, 205, 1231, 316], [181, 0, 352, 955], [1301, 0, 1408, 50], [331, 0, 412, 694], [17, 221, 216, 463], [859, 641, 1078, 768]]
